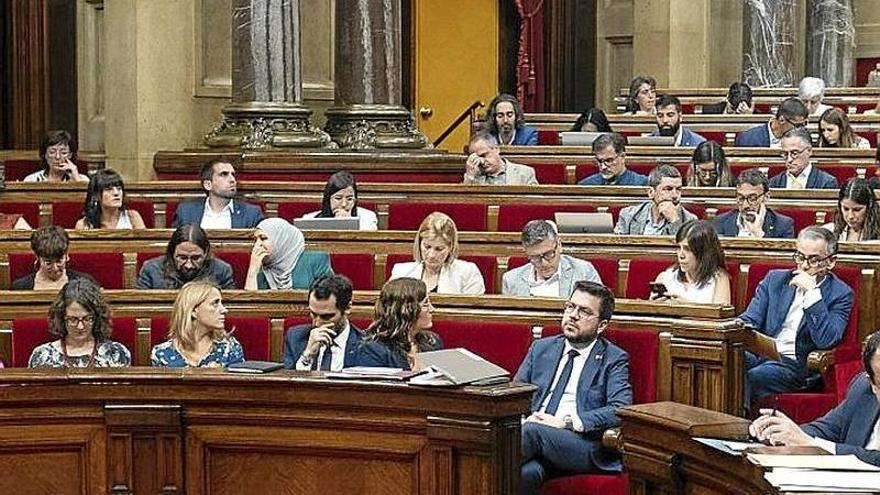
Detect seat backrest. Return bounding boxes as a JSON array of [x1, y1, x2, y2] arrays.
[[127, 201, 156, 228], [149, 316, 270, 361], [277, 201, 321, 221], [330, 253, 375, 290], [773, 207, 823, 233], [387, 202, 487, 231], [625, 258, 674, 299], [537, 130, 560, 145], [431, 319, 533, 375], [497, 203, 597, 232], [532, 163, 566, 184], [52, 200, 154, 229], [212, 251, 251, 289], [0, 202, 40, 228], [12, 316, 137, 367], [9, 252, 125, 289]]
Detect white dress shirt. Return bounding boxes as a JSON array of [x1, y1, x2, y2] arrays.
[[528, 265, 561, 298], [786, 164, 813, 190], [200, 197, 234, 229], [539, 339, 597, 432], [768, 122, 782, 148], [295, 321, 351, 372], [775, 278, 824, 358]]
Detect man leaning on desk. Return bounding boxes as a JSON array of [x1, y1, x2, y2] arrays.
[[750, 331, 880, 467]]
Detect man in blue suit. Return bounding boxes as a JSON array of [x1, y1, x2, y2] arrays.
[[740, 226, 854, 406], [578, 133, 648, 186], [648, 95, 706, 147], [735, 97, 808, 147], [486, 93, 538, 146], [750, 331, 880, 466], [173, 159, 264, 229], [712, 168, 795, 238], [283, 274, 363, 371], [768, 127, 839, 190], [515, 281, 633, 494]]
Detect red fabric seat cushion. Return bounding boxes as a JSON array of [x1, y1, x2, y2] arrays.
[[387, 202, 487, 231], [9, 252, 124, 289], [431, 320, 533, 375], [0, 202, 40, 228], [12, 316, 137, 367], [330, 253, 374, 290], [625, 258, 674, 299], [772, 207, 821, 233], [277, 201, 322, 221], [497, 204, 598, 232], [542, 471, 628, 495], [150, 316, 269, 361], [507, 256, 619, 295]]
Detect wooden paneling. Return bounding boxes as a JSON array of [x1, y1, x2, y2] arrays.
[[7, 0, 49, 149]]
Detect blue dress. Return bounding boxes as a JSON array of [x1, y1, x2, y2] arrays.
[[151, 336, 244, 368]]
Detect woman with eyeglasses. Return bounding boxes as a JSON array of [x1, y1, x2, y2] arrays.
[[355, 278, 443, 370], [75, 169, 146, 230], [388, 212, 485, 295], [23, 130, 88, 183], [301, 171, 378, 230], [623, 76, 657, 115], [823, 178, 880, 242], [650, 220, 731, 304], [12, 226, 97, 290], [686, 141, 735, 187], [28, 278, 131, 368]]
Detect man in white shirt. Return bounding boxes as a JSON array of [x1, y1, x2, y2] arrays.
[[750, 331, 880, 467], [515, 281, 632, 494], [739, 226, 854, 407], [172, 159, 264, 229]]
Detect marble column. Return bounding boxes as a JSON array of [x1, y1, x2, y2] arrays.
[[205, 0, 331, 149], [323, 0, 427, 149], [742, 0, 803, 87], [806, 0, 854, 86]]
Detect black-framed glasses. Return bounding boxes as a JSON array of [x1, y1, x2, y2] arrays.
[[174, 254, 204, 264], [563, 302, 599, 320], [64, 315, 95, 328], [781, 148, 809, 160], [735, 192, 766, 205], [792, 251, 834, 267], [595, 154, 620, 167], [526, 242, 559, 264]]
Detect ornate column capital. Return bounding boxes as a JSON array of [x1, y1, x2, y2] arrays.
[[205, 102, 333, 149]]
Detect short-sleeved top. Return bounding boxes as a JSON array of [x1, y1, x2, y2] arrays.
[[28, 340, 131, 368], [150, 336, 244, 368], [656, 266, 717, 304]]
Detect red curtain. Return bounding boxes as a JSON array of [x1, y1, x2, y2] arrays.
[[515, 0, 545, 112]]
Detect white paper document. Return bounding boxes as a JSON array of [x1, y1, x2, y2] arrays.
[[764, 467, 880, 492], [748, 454, 880, 472]]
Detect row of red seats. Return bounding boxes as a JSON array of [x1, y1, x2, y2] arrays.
[[538, 128, 880, 148]]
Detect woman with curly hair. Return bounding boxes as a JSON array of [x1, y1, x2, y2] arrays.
[[825, 178, 880, 242], [28, 278, 131, 367], [75, 169, 145, 229], [623, 76, 657, 115]]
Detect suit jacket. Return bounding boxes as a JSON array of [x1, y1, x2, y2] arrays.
[[492, 125, 539, 146], [735, 124, 772, 147], [390, 259, 486, 295], [711, 209, 795, 239], [768, 166, 839, 190], [172, 199, 264, 229], [578, 168, 648, 186], [614, 201, 698, 236], [352, 332, 445, 370], [463, 161, 538, 185], [502, 254, 602, 298], [802, 373, 880, 466], [136, 255, 236, 289], [648, 127, 706, 147], [740, 269, 854, 369], [257, 251, 334, 290], [514, 335, 633, 472], [282, 322, 364, 370]]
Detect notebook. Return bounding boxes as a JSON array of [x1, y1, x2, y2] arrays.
[[227, 360, 284, 374]]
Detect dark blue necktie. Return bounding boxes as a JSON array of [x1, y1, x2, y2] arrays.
[[544, 350, 579, 415], [319, 347, 333, 371]]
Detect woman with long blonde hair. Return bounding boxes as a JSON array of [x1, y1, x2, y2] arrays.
[[151, 280, 244, 367]]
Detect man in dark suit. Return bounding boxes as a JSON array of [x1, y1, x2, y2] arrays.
[[750, 331, 880, 466], [740, 226, 854, 406], [768, 127, 839, 190], [515, 281, 633, 494], [173, 158, 264, 229], [283, 274, 363, 371], [712, 168, 795, 238], [734, 97, 808, 147], [485, 93, 538, 146]]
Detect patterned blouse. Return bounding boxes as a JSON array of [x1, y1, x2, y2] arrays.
[[150, 336, 244, 368], [28, 340, 132, 368]]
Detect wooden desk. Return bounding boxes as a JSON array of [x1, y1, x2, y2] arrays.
[[0, 368, 533, 495]]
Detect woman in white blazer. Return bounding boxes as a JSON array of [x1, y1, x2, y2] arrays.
[[302, 171, 378, 230], [389, 212, 485, 295]]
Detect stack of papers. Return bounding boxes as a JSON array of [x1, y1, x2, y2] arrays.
[[693, 437, 759, 456], [326, 367, 423, 381], [750, 454, 880, 492]]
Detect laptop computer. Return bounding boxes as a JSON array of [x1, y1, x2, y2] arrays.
[[292, 217, 360, 230], [560, 132, 603, 146], [626, 135, 675, 146], [554, 212, 614, 234]]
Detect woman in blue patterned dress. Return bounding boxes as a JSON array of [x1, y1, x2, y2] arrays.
[[28, 278, 131, 368], [151, 280, 244, 368]]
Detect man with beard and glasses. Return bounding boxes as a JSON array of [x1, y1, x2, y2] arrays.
[[136, 224, 235, 289], [614, 165, 698, 236], [516, 281, 632, 494], [283, 274, 364, 371], [712, 168, 795, 238], [647, 94, 706, 147], [485, 93, 538, 146], [172, 159, 264, 229]]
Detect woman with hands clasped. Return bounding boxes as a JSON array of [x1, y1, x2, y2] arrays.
[[650, 220, 731, 304], [302, 171, 378, 230]]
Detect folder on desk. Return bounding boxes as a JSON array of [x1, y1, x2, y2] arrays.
[[410, 348, 510, 386]]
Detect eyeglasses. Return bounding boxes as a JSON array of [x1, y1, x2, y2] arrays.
[[781, 148, 809, 160], [595, 155, 620, 167], [563, 302, 600, 320], [696, 167, 718, 178], [46, 147, 71, 158], [792, 251, 834, 267], [64, 315, 95, 328], [174, 254, 204, 264], [526, 243, 559, 264], [785, 118, 807, 129], [735, 192, 766, 205]]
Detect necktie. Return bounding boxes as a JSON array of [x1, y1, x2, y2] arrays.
[[544, 350, 579, 415], [319, 346, 333, 371]]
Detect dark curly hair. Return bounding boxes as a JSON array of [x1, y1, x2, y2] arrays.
[[47, 278, 112, 341], [366, 278, 438, 363], [82, 169, 128, 229]]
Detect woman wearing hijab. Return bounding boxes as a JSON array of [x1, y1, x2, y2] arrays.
[[244, 218, 333, 290]]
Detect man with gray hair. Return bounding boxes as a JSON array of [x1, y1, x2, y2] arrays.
[[768, 127, 838, 189], [739, 226, 854, 408], [799, 77, 833, 116], [502, 220, 602, 298], [464, 132, 538, 185], [613, 165, 697, 236]]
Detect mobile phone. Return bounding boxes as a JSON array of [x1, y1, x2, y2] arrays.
[[649, 282, 668, 297]]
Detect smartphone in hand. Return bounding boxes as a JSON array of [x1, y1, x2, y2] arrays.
[[649, 282, 668, 298]]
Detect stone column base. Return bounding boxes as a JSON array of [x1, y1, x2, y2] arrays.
[[324, 104, 429, 150], [204, 102, 334, 149]]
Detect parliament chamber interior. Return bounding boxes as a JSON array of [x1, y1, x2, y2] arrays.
[[2, 1, 880, 494]]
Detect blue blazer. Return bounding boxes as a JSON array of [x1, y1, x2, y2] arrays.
[[802, 373, 880, 466], [768, 167, 839, 189], [740, 270, 854, 369], [649, 127, 706, 147], [282, 322, 364, 369], [172, 199, 264, 229], [735, 124, 771, 147], [514, 335, 633, 472], [711, 209, 795, 239], [578, 168, 648, 186], [493, 125, 539, 146]]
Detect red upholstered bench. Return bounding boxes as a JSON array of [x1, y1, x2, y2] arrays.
[[9, 252, 125, 289], [701, 131, 727, 146], [383, 253, 495, 293], [0, 202, 40, 228], [51, 200, 155, 229], [625, 258, 739, 301], [277, 201, 378, 222], [330, 253, 375, 290], [150, 315, 270, 361], [431, 320, 533, 375], [387, 202, 487, 231], [822, 164, 859, 186], [507, 256, 619, 296], [497, 204, 598, 232], [537, 130, 561, 145], [11, 316, 137, 367], [532, 163, 567, 184]]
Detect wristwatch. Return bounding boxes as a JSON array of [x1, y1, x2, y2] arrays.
[[563, 415, 574, 431]]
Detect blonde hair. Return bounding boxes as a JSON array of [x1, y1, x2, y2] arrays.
[[168, 280, 227, 352], [412, 212, 459, 264]]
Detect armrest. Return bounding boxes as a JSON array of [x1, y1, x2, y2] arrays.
[[807, 350, 835, 375], [602, 427, 622, 452]]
